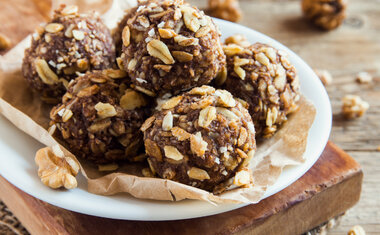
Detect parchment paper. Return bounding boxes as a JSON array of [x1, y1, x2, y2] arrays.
[[0, 0, 316, 204]]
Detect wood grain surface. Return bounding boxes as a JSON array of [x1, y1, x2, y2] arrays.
[[0, 142, 363, 235], [0, 0, 379, 234], [190, 0, 380, 234]]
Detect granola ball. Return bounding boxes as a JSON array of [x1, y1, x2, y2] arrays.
[[119, 0, 226, 97], [221, 42, 300, 138], [141, 85, 256, 192], [22, 5, 115, 103], [302, 0, 347, 30], [50, 70, 150, 163]]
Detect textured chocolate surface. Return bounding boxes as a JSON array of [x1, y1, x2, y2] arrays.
[[50, 70, 151, 163], [142, 85, 256, 192], [22, 5, 115, 103], [221, 40, 300, 138], [119, 0, 226, 97]]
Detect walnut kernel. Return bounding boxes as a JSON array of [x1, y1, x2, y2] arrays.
[[342, 95, 369, 119], [302, 0, 347, 30], [207, 0, 242, 22], [348, 225, 366, 235], [35, 145, 79, 189]]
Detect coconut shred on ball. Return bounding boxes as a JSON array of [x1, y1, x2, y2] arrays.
[[119, 0, 226, 97], [22, 5, 115, 103], [141, 85, 256, 192], [49, 70, 150, 163], [220, 38, 300, 138]]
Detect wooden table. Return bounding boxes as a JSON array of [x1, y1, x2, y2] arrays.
[[1, 0, 379, 234]]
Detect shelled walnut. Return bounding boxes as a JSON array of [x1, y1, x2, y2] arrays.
[[302, 0, 347, 30], [35, 145, 80, 189], [206, 0, 242, 22], [342, 95, 369, 119], [348, 225, 366, 235], [22, 4, 115, 103]]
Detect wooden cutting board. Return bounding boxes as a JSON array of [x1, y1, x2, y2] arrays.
[[0, 142, 363, 235]]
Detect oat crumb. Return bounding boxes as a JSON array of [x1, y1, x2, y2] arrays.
[[207, 0, 242, 22]]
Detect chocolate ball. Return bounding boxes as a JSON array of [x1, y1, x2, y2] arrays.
[[119, 0, 226, 97], [141, 85, 256, 192], [50, 70, 150, 163], [221, 41, 300, 138], [22, 5, 115, 103]]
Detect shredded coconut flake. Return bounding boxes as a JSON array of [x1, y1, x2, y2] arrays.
[[148, 28, 155, 37], [75, 71, 85, 77], [48, 60, 56, 68], [219, 147, 227, 153], [137, 5, 145, 12], [57, 108, 66, 117], [157, 21, 165, 28], [136, 77, 147, 83], [56, 63, 67, 70]]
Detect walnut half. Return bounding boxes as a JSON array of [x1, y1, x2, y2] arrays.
[[302, 0, 347, 30], [35, 145, 80, 189], [207, 0, 242, 22]]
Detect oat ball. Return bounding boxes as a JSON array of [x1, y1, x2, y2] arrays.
[[50, 70, 150, 163], [302, 0, 347, 30], [22, 5, 115, 103], [119, 0, 226, 97], [221, 41, 300, 138], [141, 85, 256, 192]]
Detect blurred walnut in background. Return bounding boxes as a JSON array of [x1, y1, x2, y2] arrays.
[[302, 0, 347, 30], [206, 0, 242, 22]]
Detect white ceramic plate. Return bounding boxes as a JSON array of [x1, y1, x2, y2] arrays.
[[0, 19, 332, 221]]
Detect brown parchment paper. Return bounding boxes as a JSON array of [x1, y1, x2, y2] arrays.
[[0, 0, 316, 204]]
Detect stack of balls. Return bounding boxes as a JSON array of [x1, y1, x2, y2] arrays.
[[22, 0, 300, 193]]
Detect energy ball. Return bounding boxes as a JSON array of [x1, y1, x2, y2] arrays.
[[221, 42, 300, 138], [49, 70, 150, 163], [22, 5, 115, 103], [141, 85, 256, 192], [302, 0, 347, 30], [119, 0, 226, 97]]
